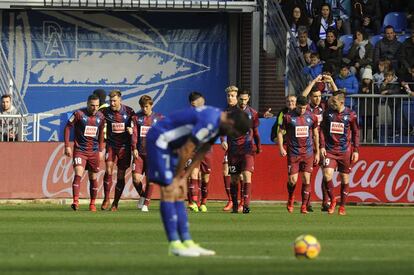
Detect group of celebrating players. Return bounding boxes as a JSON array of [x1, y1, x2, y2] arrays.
[[63, 77, 359, 256], [64, 76, 359, 216]]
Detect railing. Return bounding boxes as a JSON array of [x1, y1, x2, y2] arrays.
[[258, 0, 310, 95], [0, 0, 257, 11], [0, 114, 29, 141]]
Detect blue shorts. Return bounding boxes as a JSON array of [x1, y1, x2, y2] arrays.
[[146, 128, 178, 186]]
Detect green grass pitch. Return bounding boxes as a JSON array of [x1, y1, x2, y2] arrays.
[[0, 202, 413, 275]]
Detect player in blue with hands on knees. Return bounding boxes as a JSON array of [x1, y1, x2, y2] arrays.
[[146, 104, 251, 257]]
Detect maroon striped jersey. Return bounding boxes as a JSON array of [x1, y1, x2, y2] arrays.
[[64, 108, 105, 153], [131, 111, 164, 155], [280, 110, 318, 156], [320, 107, 360, 154], [101, 104, 135, 149], [228, 106, 261, 155], [306, 101, 327, 126]]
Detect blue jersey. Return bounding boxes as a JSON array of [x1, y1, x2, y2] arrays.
[[150, 106, 222, 150], [146, 106, 222, 185]]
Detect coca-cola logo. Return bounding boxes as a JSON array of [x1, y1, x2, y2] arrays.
[[314, 149, 414, 202], [42, 143, 142, 198]]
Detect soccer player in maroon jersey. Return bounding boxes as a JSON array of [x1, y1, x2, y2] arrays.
[[320, 90, 360, 215], [228, 90, 261, 214], [220, 86, 239, 211], [131, 95, 163, 212], [186, 92, 213, 212], [302, 74, 338, 211], [100, 90, 135, 211], [64, 94, 105, 211], [278, 96, 320, 214]]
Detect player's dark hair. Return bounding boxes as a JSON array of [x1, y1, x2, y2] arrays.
[[1, 94, 11, 100], [296, 95, 308, 106], [188, 91, 204, 103], [333, 89, 346, 98], [237, 90, 250, 97], [88, 94, 100, 102], [92, 89, 106, 106], [227, 108, 252, 135], [384, 25, 394, 32], [139, 95, 153, 106]]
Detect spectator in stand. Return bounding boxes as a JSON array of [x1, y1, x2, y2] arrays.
[[301, 0, 324, 25], [318, 28, 343, 74], [287, 6, 309, 37], [0, 94, 19, 142], [380, 70, 407, 136], [310, 3, 337, 43], [303, 52, 324, 78], [303, 51, 312, 65], [401, 64, 414, 93], [374, 25, 401, 69], [373, 57, 392, 90], [344, 29, 374, 78], [298, 27, 317, 53], [407, 2, 414, 31], [351, 0, 382, 34], [335, 63, 359, 108], [280, 0, 307, 20], [326, 0, 352, 35], [398, 33, 414, 79], [358, 66, 378, 141]]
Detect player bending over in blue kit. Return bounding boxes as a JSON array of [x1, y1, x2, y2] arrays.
[[146, 105, 251, 257]]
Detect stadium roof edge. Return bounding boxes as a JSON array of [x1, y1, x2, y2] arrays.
[[0, 1, 257, 13]]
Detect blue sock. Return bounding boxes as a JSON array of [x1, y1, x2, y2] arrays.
[[175, 201, 192, 241], [160, 201, 179, 242]]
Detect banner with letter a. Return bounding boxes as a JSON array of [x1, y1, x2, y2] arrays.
[[0, 11, 228, 141]]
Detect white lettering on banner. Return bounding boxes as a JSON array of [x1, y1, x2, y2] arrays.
[[330, 122, 344, 134], [314, 149, 414, 202], [295, 126, 309, 138], [112, 123, 125, 133], [140, 126, 150, 137], [84, 126, 98, 137], [42, 144, 139, 198]]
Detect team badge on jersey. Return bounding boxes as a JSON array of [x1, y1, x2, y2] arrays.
[[140, 126, 150, 137]]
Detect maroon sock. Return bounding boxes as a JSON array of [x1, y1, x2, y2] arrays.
[[325, 179, 335, 201], [103, 173, 113, 200], [72, 175, 81, 203], [144, 183, 154, 206], [243, 182, 251, 207], [230, 183, 239, 206], [301, 184, 310, 206], [340, 183, 349, 206], [112, 179, 125, 206], [322, 179, 329, 205], [201, 179, 209, 205], [132, 180, 143, 197], [189, 179, 198, 203], [287, 182, 296, 199], [224, 176, 231, 201], [239, 181, 244, 204], [89, 179, 98, 205]]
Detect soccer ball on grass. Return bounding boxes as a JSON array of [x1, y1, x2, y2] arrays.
[[294, 234, 321, 259]]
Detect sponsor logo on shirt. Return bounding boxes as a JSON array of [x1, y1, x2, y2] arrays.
[[295, 126, 309, 137], [112, 122, 125, 133], [84, 126, 98, 137], [140, 126, 150, 137], [330, 122, 344, 134]]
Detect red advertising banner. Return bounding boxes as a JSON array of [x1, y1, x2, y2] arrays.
[[0, 143, 413, 203]]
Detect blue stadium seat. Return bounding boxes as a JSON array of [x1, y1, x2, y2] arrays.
[[339, 35, 354, 55], [397, 34, 410, 43], [382, 12, 407, 33], [370, 35, 383, 46]]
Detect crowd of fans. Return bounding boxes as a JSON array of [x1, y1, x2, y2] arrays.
[[280, 0, 414, 137]]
